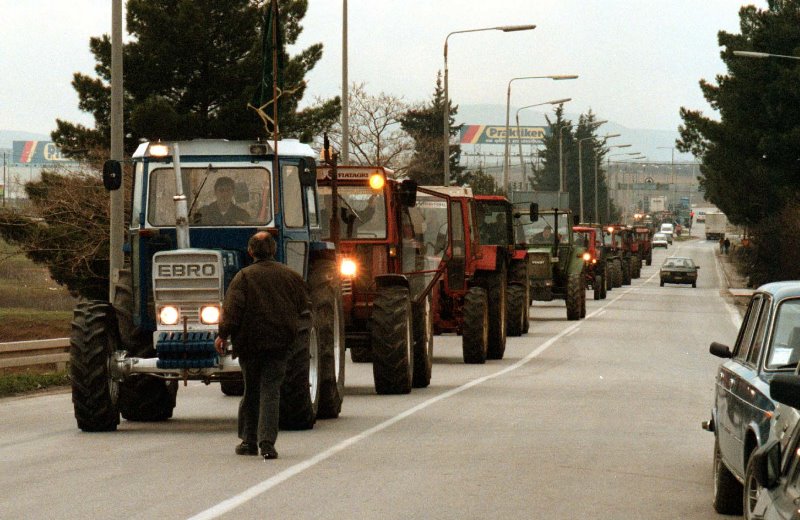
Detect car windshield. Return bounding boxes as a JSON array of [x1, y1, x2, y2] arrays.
[[662, 258, 694, 268], [654, 234, 666, 240], [766, 299, 800, 369]]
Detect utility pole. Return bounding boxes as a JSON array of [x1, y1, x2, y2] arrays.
[[2, 152, 6, 207], [109, 0, 124, 302], [341, 0, 349, 164]]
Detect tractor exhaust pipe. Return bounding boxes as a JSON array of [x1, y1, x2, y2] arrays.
[[171, 143, 191, 249]]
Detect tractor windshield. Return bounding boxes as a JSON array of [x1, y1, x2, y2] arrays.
[[147, 166, 271, 227], [317, 186, 387, 240], [476, 201, 511, 246], [404, 192, 450, 301], [519, 213, 570, 245]]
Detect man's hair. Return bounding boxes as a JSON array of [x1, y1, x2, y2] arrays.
[[248, 232, 276, 260], [214, 176, 235, 191]]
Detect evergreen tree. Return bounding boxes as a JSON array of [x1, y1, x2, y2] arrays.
[[400, 73, 464, 185], [52, 0, 340, 158], [534, 105, 572, 194]]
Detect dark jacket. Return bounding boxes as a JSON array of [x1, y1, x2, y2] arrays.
[[195, 201, 251, 225], [218, 259, 310, 357]]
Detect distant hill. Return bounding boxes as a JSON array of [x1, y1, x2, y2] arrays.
[[455, 104, 694, 164], [0, 130, 51, 150]]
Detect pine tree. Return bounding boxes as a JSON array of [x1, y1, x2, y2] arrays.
[[400, 73, 463, 185]]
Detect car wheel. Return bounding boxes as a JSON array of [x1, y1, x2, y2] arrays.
[[743, 451, 763, 519], [660, 280, 664, 287], [713, 437, 743, 514]]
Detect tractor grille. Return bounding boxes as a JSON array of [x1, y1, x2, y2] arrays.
[[528, 252, 551, 279], [152, 250, 223, 326]]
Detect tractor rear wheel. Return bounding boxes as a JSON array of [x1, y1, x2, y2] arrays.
[[412, 294, 434, 388], [621, 257, 631, 285], [309, 260, 346, 419], [566, 274, 582, 321], [509, 262, 530, 334], [371, 286, 413, 395], [612, 260, 623, 288], [478, 265, 507, 360], [70, 300, 120, 432], [580, 276, 587, 318], [279, 314, 320, 430], [506, 284, 526, 337], [220, 379, 244, 396], [593, 275, 603, 301], [462, 287, 489, 364]]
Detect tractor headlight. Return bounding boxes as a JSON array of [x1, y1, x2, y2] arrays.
[[582, 252, 591, 262], [369, 173, 385, 190], [340, 258, 357, 277], [200, 305, 221, 325], [159, 305, 179, 325]]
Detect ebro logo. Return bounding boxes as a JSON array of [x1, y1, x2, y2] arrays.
[[158, 263, 216, 277]]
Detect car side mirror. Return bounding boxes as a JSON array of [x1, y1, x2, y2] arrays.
[[102, 160, 123, 191], [751, 440, 782, 490], [529, 203, 538, 222], [770, 374, 800, 409], [709, 342, 733, 359], [399, 179, 417, 207]]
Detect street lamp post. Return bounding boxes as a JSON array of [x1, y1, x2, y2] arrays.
[[341, 0, 349, 164], [443, 24, 536, 186], [594, 132, 620, 223], [733, 50, 800, 61], [503, 75, 577, 192], [109, 0, 124, 302], [515, 97, 571, 181], [657, 146, 676, 210], [606, 148, 634, 220]]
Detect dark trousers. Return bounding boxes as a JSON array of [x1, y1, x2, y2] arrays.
[[238, 349, 289, 450]]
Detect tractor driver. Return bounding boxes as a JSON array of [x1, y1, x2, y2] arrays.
[[532, 224, 554, 244], [195, 176, 251, 225]]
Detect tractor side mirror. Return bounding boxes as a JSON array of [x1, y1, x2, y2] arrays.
[[399, 179, 418, 207], [529, 203, 539, 222], [299, 158, 317, 186], [102, 160, 123, 191], [573, 214, 580, 226]]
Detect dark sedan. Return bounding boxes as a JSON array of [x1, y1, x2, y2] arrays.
[[659, 256, 698, 287], [704, 282, 800, 516]]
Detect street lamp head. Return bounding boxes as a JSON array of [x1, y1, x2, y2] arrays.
[[499, 24, 536, 32], [604, 133, 621, 139], [549, 97, 572, 105], [589, 119, 608, 127], [551, 74, 579, 80], [614, 144, 632, 148], [733, 50, 770, 59]]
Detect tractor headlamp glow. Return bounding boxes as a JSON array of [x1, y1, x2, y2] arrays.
[[340, 258, 357, 277], [582, 252, 592, 262], [149, 143, 170, 157], [369, 173, 385, 191], [607, 226, 614, 233], [200, 305, 221, 325], [159, 305, 179, 325]]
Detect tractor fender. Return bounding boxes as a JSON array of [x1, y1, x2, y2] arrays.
[[375, 274, 410, 289], [511, 249, 528, 262], [566, 248, 587, 275], [475, 245, 507, 272]]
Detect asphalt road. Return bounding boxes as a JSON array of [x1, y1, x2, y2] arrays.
[[0, 236, 741, 519]]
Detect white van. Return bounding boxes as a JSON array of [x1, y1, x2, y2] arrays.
[[660, 223, 674, 244]]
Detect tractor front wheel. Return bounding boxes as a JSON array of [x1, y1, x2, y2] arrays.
[[462, 287, 489, 364], [371, 286, 413, 395]]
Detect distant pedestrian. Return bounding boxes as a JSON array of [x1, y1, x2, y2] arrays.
[[214, 232, 310, 460], [719, 237, 724, 253], [723, 238, 730, 254]]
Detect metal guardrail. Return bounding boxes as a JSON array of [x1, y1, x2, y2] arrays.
[[0, 338, 70, 370]]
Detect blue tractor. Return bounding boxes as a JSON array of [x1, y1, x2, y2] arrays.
[[69, 139, 345, 432]]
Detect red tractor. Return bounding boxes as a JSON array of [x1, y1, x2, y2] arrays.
[[428, 187, 508, 364], [573, 225, 607, 300], [634, 226, 653, 266], [317, 166, 451, 394], [475, 195, 530, 336]]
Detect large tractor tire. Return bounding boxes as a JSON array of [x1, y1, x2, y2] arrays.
[[349, 345, 372, 363], [565, 274, 582, 321], [593, 274, 603, 301], [646, 252, 652, 266], [370, 286, 413, 395], [412, 294, 434, 389], [632, 255, 641, 279], [506, 284, 527, 337], [70, 300, 120, 432], [309, 260, 346, 419], [605, 264, 613, 292], [621, 257, 631, 285], [220, 379, 244, 396], [580, 278, 587, 318], [509, 262, 530, 334], [462, 287, 489, 364], [612, 259, 623, 288], [279, 314, 320, 430], [477, 265, 507, 360], [112, 269, 177, 422]]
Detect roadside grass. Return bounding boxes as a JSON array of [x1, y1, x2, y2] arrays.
[[0, 370, 70, 398], [0, 239, 75, 395]]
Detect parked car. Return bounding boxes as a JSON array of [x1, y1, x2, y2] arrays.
[[746, 374, 800, 520], [659, 256, 699, 287], [697, 211, 706, 223], [652, 232, 669, 248], [704, 282, 800, 516]]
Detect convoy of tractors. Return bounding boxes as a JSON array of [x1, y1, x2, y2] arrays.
[[68, 137, 660, 433]]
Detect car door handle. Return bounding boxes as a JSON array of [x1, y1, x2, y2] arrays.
[[727, 377, 736, 389]]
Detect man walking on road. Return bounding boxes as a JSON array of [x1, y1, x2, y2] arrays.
[[214, 232, 310, 460]]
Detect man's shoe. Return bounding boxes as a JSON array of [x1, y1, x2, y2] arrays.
[[261, 444, 278, 460], [235, 441, 258, 456]]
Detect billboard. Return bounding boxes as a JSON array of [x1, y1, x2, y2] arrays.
[[460, 125, 549, 145], [13, 141, 72, 164]]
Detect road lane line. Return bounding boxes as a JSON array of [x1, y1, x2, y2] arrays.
[[188, 295, 631, 520], [188, 276, 672, 519]]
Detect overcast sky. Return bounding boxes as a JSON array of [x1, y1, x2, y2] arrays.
[[0, 1, 766, 138]]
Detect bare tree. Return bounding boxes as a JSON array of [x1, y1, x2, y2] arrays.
[[319, 82, 414, 174]]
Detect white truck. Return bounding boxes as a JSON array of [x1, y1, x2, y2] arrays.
[[650, 196, 667, 213], [705, 212, 728, 240]]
